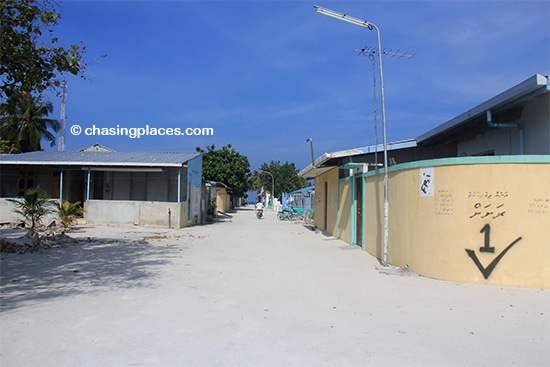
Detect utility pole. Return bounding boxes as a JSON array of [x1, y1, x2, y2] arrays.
[[306, 138, 315, 168], [58, 82, 67, 152], [315, 5, 414, 266]]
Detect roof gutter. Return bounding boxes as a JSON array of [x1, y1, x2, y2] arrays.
[[0, 161, 188, 168], [418, 74, 548, 145], [486, 110, 524, 154]]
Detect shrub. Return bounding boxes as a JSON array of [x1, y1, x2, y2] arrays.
[[53, 200, 85, 229], [7, 186, 53, 230]]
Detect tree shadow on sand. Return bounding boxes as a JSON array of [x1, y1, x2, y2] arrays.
[[0, 236, 180, 311]]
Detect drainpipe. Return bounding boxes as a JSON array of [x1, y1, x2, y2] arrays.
[[59, 168, 64, 203], [486, 110, 524, 154]]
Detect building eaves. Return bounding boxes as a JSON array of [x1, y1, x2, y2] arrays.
[[0, 150, 201, 167], [206, 181, 231, 189], [417, 73, 549, 145], [299, 139, 417, 179]]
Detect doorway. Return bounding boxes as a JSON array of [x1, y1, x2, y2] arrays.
[[355, 176, 363, 247], [323, 181, 328, 230]]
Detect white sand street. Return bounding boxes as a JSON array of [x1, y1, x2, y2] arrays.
[[1, 208, 549, 366]]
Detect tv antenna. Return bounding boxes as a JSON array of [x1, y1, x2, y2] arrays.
[[353, 46, 415, 167], [354, 46, 416, 59]]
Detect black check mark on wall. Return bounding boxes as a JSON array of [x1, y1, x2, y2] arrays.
[[466, 237, 522, 279]]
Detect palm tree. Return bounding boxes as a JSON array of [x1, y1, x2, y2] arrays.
[[7, 186, 54, 231], [53, 200, 85, 229], [0, 92, 59, 153]]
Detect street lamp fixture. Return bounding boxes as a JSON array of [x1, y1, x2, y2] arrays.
[[306, 138, 315, 168], [314, 5, 390, 266]]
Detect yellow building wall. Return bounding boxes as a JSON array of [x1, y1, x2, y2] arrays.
[[216, 188, 231, 213], [364, 161, 550, 288], [364, 173, 385, 257], [314, 168, 339, 234], [338, 179, 352, 244]]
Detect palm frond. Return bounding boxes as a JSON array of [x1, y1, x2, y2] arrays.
[[53, 200, 85, 229], [7, 186, 54, 229]]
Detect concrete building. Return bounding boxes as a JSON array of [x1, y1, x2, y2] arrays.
[[0, 148, 203, 228], [300, 74, 550, 288]]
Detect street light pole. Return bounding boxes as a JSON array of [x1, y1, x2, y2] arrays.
[[306, 138, 315, 167], [260, 170, 275, 209], [314, 5, 390, 266]]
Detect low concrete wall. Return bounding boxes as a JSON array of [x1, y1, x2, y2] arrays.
[[0, 199, 23, 223], [0, 198, 61, 226], [1, 198, 192, 229], [84, 200, 186, 229]]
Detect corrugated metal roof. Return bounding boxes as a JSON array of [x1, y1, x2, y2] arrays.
[[299, 139, 417, 178], [417, 74, 550, 144], [319, 139, 417, 161], [0, 150, 201, 167]]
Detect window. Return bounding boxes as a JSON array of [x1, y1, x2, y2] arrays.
[[17, 171, 35, 196], [51, 171, 61, 198]]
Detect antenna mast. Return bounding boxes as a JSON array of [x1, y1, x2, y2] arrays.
[[353, 46, 414, 167], [58, 82, 67, 151]]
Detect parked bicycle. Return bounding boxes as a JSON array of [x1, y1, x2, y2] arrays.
[[277, 207, 298, 221]]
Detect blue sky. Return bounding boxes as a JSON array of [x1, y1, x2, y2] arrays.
[[45, 0, 549, 171]]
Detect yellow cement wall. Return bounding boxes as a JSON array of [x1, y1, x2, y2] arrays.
[[337, 179, 352, 244], [314, 168, 339, 233], [364, 161, 550, 288], [216, 188, 231, 213]]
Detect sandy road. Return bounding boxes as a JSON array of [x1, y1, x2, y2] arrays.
[[1, 208, 548, 366]]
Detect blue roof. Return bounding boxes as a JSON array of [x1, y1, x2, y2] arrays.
[[290, 186, 314, 195], [0, 150, 201, 167]]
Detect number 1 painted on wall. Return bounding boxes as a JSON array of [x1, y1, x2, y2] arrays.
[[479, 224, 495, 253], [466, 224, 522, 279]]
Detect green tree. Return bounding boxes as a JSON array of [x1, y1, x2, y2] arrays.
[[196, 144, 252, 198], [254, 161, 309, 200], [7, 186, 54, 230], [1, 0, 87, 105], [1, 0, 88, 152], [0, 93, 59, 152]]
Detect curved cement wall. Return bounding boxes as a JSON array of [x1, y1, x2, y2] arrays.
[[364, 157, 550, 288]]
